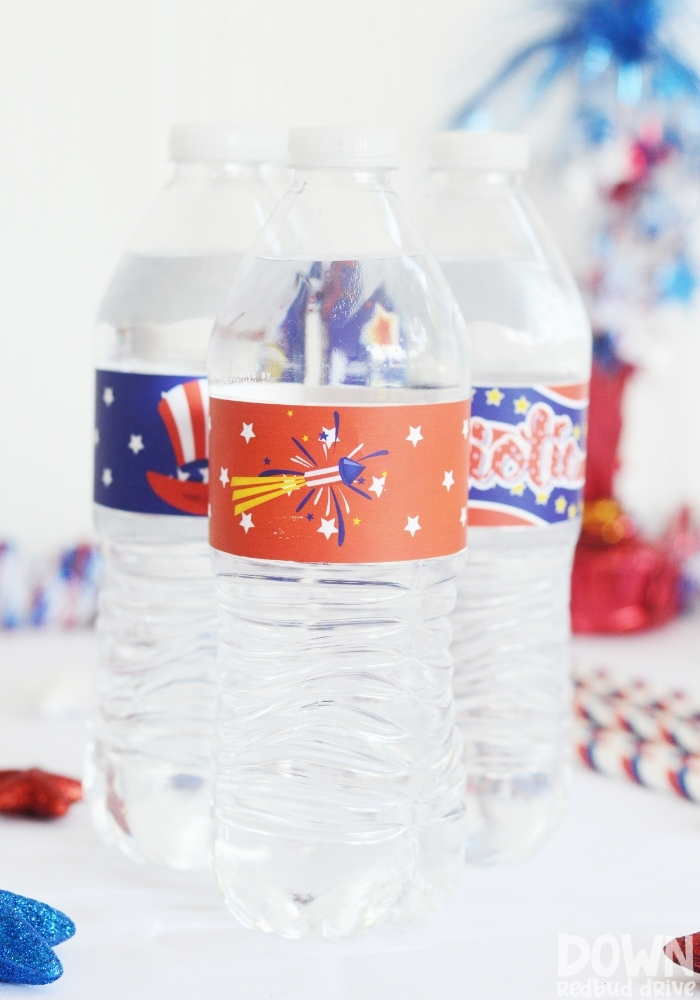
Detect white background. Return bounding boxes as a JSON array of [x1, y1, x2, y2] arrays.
[[3, 620, 700, 998], [1, 0, 699, 547]]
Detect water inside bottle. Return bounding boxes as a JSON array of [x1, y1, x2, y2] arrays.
[[88, 252, 241, 870]]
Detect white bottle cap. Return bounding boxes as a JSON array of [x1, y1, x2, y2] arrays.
[[169, 124, 287, 164], [288, 128, 398, 169], [431, 131, 530, 172]]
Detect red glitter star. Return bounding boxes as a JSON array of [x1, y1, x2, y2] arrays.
[[664, 933, 700, 973], [0, 769, 82, 819]]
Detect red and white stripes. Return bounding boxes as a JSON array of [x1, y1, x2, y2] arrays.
[[157, 378, 209, 468], [574, 666, 700, 803]]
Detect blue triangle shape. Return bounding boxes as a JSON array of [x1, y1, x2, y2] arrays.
[[338, 457, 365, 486]]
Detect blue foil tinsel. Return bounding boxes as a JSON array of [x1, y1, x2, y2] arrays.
[[452, 0, 700, 341], [453, 0, 700, 129]]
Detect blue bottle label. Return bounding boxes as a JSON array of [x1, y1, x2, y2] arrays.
[[469, 382, 589, 527], [94, 370, 209, 516]]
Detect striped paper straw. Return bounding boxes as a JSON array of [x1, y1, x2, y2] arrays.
[[573, 666, 700, 803], [574, 717, 700, 802]]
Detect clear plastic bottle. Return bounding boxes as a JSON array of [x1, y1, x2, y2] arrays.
[[421, 132, 592, 864], [87, 124, 281, 870], [208, 128, 471, 938]]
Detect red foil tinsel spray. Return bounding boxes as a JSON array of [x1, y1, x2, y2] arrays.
[[570, 341, 690, 634]]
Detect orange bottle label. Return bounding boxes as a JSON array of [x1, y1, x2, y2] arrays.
[[209, 399, 470, 563]]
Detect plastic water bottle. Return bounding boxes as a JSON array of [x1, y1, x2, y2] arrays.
[[87, 124, 281, 869], [208, 128, 471, 938], [421, 132, 592, 864]]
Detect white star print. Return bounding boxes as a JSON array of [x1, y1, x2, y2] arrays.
[[442, 470, 454, 492], [102, 468, 113, 487], [406, 425, 423, 447], [103, 387, 114, 406], [177, 469, 190, 481], [128, 434, 144, 455], [219, 467, 229, 488], [199, 467, 209, 484], [240, 422, 255, 443], [462, 419, 469, 439], [460, 507, 467, 527], [321, 426, 338, 445], [369, 475, 386, 498], [317, 517, 339, 540], [404, 515, 421, 537], [240, 513, 254, 533]]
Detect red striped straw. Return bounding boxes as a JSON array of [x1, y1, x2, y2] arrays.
[[573, 667, 700, 803]]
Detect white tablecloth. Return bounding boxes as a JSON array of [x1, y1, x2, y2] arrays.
[[2, 621, 700, 999]]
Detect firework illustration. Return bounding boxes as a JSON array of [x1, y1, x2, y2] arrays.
[[230, 410, 388, 546]]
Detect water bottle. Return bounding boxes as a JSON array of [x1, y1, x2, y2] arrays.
[[421, 132, 592, 864], [87, 124, 281, 869], [208, 128, 471, 938]]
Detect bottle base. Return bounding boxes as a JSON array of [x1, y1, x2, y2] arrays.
[[463, 768, 569, 865], [389, 811, 466, 924], [84, 742, 212, 871], [213, 820, 409, 940]]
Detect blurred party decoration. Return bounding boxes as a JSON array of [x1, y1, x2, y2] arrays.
[[572, 498, 697, 632], [581, 333, 634, 504], [454, 0, 700, 632], [0, 769, 83, 819], [570, 333, 698, 632], [574, 665, 700, 800], [0, 542, 99, 630], [0, 889, 74, 985]]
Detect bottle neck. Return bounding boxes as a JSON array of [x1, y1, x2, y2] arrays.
[[421, 167, 534, 263], [170, 160, 265, 183], [430, 168, 524, 196], [291, 167, 394, 188], [126, 158, 276, 257]]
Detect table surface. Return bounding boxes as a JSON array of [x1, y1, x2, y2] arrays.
[[2, 619, 700, 999]]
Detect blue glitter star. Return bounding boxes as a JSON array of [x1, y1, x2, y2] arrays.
[[357, 476, 365, 484], [319, 431, 327, 441], [263, 457, 271, 465], [307, 513, 314, 521], [0, 890, 75, 985]]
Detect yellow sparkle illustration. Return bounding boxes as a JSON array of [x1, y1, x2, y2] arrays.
[[485, 387, 504, 406], [573, 425, 581, 440], [302, 434, 309, 442], [510, 483, 525, 496], [381, 470, 388, 478], [353, 517, 361, 526], [555, 496, 567, 514], [536, 492, 549, 505], [514, 396, 531, 415], [287, 410, 294, 417], [230, 474, 305, 515], [568, 504, 578, 519]]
